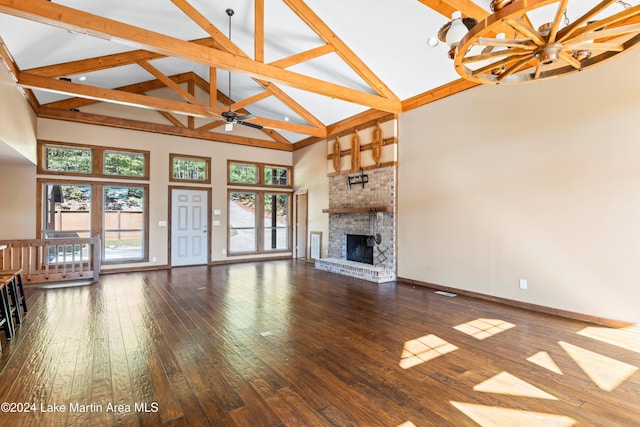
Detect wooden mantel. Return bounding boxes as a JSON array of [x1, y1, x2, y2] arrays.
[[322, 206, 393, 214]]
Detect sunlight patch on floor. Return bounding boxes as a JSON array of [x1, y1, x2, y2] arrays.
[[577, 326, 640, 354], [399, 334, 458, 369], [453, 318, 516, 340], [450, 402, 576, 427], [396, 422, 416, 427], [527, 351, 564, 375], [559, 341, 638, 391], [473, 371, 558, 400]]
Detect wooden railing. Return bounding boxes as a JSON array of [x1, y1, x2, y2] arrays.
[[0, 235, 101, 284]]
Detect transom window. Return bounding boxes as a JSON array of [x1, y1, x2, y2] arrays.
[[170, 153, 211, 183], [264, 166, 289, 186], [38, 140, 149, 180], [44, 145, 92, 174], [228, 160, 292, 187], [229, 162, 258, 185], [104, 151, 146, 177]]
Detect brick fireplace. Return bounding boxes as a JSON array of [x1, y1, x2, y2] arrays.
[[315, 165, 397, 283]]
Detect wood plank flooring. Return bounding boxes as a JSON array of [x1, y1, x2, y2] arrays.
[[0, 260, 638, 426]]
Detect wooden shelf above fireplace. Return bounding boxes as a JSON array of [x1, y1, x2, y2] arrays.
[[322, 206, 394, 214]]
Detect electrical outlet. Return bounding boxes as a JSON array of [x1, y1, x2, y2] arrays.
[[152, 256, 157, 263], [519, 279, 527, 289], [222, 249, 226, 254]]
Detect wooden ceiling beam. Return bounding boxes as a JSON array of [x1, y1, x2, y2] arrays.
[[196, 120, 224, 132], [41, 72, 193, 109], [255, 0, 265, 63], [21, 72, 324, 138], [247, 117, 326, 137], [18, 73, 218, 118], [37, 107, 293, 151], [438, 0, 490, 18], [137, 60, 201, 105], [418, 0, 519, 38], [23, 37, 219, 78], [402, 78, 478, 111], [293, 109, 396, 150], [229, 91, 272, 112], [284, 0, 400, 103], [209, 67, 217, 110], [269, 44, 336, 69], [417, 0, 457, 19], [170, 0, 326, 131], [260, 129, 292, 145], [187, 79, 195, 129], [256, 81, 324, 130], [190, 71, 293, 143], [0, 0, 401, 113], [418, 0, 490, 18], [158, 111, 186, 128]]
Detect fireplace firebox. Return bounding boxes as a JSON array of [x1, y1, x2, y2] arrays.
[[346, 234, 374, 264]]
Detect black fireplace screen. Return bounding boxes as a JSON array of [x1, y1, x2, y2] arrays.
[[346, 234, 374, 264]]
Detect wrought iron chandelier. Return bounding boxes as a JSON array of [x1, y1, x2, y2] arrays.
[[438, 0, 640, 84]]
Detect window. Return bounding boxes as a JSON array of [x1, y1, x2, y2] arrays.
[[37, 140, 150, 264], [43, 183, 92, 238], [263, 193, 289, 250], [39, 180, 149, 263], [103, 186, 146, 261], [264, 166, 289, 186], [227, 160, 292, 255], [42, 182, 93, 264], [38, 140, 149, 180], [104, 151, 146, 177], [228, 160, 292, 187], [228, 191, 290, 255], [170, 153, 211, 183], [229, 162, 258, 185], [229, 192, 257, 253], [44, 145, 92, 174]]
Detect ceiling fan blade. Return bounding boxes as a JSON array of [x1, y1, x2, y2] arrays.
[[237, 120, 263, 130], [236, 113, 255, 121]]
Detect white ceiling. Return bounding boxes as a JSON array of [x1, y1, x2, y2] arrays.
[[0, 0, 638, 145], [0, 0, 465, 144]]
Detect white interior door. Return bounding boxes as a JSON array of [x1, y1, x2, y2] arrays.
[[171, 189, 208, 266]]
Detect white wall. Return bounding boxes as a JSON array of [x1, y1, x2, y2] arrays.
[[0, 61, 37, 239], [37, 118, 292, 269], [0, 62, 36, 164], [0, 163, 36, 239], [398, 49, 640, 324], [293, 141, 329, 257]]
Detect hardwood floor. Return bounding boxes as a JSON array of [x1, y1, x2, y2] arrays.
[[0, 260, 638, 426]]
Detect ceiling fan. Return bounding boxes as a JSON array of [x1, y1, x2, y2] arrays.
[[220, 8, 263, 132]]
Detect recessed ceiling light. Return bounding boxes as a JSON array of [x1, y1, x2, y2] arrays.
[[284, 116, 290, 122], [427, 37, 439, 47], [77, 76, 87, 82]]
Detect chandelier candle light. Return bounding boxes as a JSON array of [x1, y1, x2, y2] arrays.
[[438, 0, 640, 84]]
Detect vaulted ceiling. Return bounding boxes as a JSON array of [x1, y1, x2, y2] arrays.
[[0, 0, 481, 150], [1, 0, 638, 151]]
